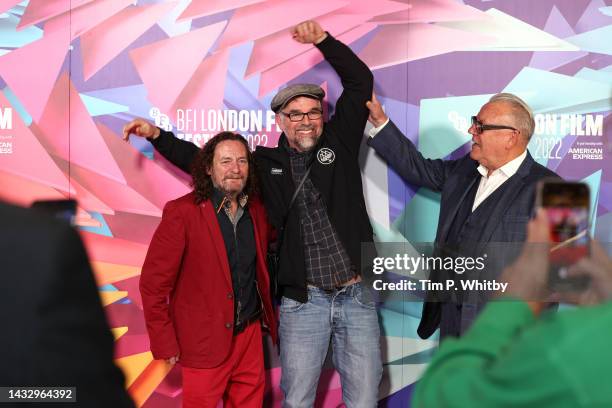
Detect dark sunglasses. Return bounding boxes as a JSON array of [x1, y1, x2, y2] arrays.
[[471, 116, 517, 135]]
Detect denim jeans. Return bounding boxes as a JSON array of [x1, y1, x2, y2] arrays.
[[279, 282, 382, 408]]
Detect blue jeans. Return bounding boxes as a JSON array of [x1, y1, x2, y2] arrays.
[[279, 282, 382, 408]]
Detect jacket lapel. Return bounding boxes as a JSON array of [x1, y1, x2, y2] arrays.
[[201, 200, 232, 288]]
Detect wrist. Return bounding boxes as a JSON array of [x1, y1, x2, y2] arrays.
[[374, 117, 388, 128], [314, 32, 328, 44]]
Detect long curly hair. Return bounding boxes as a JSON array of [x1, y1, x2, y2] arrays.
[[190, 132, 259, 204]]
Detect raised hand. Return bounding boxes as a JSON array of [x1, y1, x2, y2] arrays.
[[552, 241, 612, 306], [366, 93, 388, 128], [122, 118, 160, 142], [291, 20, 327, 44]]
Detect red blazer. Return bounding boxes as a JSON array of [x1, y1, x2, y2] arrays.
[[140, 192, 277, 368]]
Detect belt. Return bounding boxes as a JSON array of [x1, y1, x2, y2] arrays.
[[309, 275, 362, 294], [233, 309, 262, 335]]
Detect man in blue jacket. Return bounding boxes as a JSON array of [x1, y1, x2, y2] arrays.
[[366, 92, 559, 339]]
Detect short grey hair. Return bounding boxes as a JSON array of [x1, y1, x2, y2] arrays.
[[488, 93, 535, 140]]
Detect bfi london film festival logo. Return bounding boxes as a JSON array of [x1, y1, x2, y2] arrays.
[[148, 107, 279, 150], [160, 106, 279, 150], [0, 107, 13, 155], [532, 113, 605, 161]]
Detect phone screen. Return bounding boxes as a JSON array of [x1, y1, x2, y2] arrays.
[[540, 181, 590, 291], [30, 199, 77, 225]]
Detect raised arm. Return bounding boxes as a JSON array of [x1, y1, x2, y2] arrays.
[[366, 94, 456, 192], [295, 21, 372, 156], [123, 118, 198, 174]]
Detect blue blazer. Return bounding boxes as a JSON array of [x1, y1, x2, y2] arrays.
[[368, 120, 559, 338]]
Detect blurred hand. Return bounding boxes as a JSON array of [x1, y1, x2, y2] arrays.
[[122, 118, 160, 142], [498, 209, 550, 311], [551, 241, 612, 306], [166, 355, 179, 365], [366, 93, 388, 128], [291, 20, 327, 44]]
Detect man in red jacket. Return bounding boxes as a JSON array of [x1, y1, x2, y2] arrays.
[[140, 132, 277, 408]]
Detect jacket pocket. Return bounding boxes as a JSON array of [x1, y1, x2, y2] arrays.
[[173, 305, 211, 357]]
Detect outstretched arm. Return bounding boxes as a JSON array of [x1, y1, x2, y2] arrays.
[[123, 118, 198, 174]]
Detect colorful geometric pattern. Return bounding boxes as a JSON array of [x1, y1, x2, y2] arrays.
[[0, 1, 609, 407]]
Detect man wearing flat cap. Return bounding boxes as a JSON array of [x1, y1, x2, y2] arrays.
[[124, 20, 381, 407]]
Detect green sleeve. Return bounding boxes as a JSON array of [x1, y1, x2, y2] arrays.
[[412, 300, 584, 408]]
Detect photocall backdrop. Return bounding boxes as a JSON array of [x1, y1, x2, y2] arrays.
[[0, 0, 610, 406]]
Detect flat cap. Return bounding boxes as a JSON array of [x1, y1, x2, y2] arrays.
[[270, 84, 325, 113]]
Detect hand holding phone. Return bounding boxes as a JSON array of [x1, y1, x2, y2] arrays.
[[536, 180, 590, 291]]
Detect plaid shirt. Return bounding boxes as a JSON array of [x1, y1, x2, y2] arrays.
[[288, 148, 354, 290]]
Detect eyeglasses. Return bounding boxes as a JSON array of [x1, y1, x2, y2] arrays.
[[471, 116, 517, 135], [280, 110, 323, 122]]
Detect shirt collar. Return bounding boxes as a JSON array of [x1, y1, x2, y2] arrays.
[[477, 150, 527, 178], [212, 188, 248, 213]]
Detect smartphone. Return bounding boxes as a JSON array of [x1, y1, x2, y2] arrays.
[[536, 180, 590, 291], [31, 199, 77, 225]]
